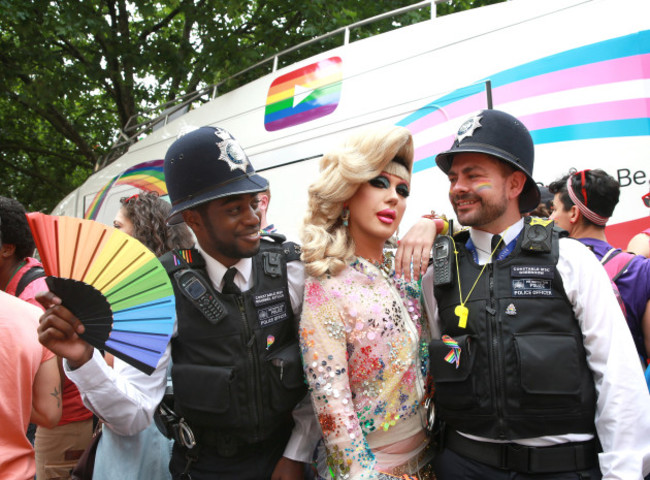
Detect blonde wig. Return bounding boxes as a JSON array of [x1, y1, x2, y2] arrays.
[[301, 125, 414, 278]]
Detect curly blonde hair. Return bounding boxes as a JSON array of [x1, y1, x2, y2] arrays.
[[301, 125, 414, 278]]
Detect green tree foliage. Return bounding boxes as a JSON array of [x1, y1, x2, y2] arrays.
[[0, 0, 502, 212]]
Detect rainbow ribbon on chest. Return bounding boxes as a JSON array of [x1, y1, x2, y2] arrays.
[[442, 334, 461, 369]]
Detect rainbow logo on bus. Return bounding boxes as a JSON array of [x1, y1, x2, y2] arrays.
[[84, 160, 166, 220], [264, 57, 342, 131]]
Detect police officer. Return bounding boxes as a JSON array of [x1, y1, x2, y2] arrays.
[[420, 110, 650, 479], [37, 126, 319, 480]]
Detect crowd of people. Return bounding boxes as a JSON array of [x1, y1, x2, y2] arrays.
[[2, 110, 650, 480]]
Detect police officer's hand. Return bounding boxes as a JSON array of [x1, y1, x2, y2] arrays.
[[395, 216, 438, 282], [271, 456, 304, 480], [36, 291, 94, 369]]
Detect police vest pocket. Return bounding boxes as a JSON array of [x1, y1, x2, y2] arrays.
[[266, 342, 307, 411], [172, 364, 236, 414], [429, 335, 477, 410], [515, 333, 581, 406]]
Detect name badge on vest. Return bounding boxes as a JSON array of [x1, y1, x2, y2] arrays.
[[257, 303, 289, 327], [254, 289, 289, 327], [253, 289, 285, 307], [511, 265, 555, 297]]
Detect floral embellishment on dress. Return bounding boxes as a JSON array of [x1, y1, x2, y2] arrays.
[[306, 280, 328, 307]]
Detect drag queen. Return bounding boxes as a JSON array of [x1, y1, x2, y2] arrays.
[[300, 125, 434, 479]]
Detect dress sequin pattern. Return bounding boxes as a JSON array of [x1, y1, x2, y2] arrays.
[[300, 252, 432, 479]]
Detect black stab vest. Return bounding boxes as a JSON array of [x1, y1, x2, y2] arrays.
[[160, 239, 307, 443], [431, 218, 596, 440]]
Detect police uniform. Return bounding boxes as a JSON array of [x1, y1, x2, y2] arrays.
[[64, 126, 320, 480], [420, 110, 650, 478], [160, 238, 312, 478], [422, 219, 650, 478]]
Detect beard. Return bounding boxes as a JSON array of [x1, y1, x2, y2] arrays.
[[451, 190, 508, 228]]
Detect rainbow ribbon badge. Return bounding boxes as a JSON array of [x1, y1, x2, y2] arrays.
[[266, 335, 275, 350], [442, 335, 461, 369]]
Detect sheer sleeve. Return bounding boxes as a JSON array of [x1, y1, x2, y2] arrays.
[[300, 276, 378, 480]]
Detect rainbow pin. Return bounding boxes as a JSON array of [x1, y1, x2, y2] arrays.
[[266, 335, 275, 350], [442, 335, 461, 369]]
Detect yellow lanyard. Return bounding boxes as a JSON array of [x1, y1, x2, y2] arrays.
[[453, 230, 508, 328]]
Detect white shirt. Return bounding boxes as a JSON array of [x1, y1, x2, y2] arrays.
[[65, 243, 319, 463], [422, 219, 650, 479]]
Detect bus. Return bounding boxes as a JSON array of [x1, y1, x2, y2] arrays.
[[52, 0, 650, 247]]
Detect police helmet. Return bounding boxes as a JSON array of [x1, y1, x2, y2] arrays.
[[436, 109, 540, 213], [165, 126, 268, 225]]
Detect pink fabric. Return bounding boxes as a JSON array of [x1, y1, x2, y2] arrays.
[[0, 291, 55, 480], [5, 257, 93, 425], [301, 255, 432, 478], [4, 257, 49, 308]]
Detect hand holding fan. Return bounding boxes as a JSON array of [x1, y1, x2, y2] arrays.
[[27, 212, 176, 375]]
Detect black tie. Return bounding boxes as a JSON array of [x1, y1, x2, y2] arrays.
[[222, 268, 241, 294], [491, 234, 504, 256]]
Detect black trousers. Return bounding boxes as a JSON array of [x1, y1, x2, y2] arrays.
[[434, 448, 603, 480], [170, 426, 292, 480]]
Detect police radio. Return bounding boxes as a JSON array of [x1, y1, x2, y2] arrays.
[[174, 269, 227, 325], [433, 234, 454, 286]]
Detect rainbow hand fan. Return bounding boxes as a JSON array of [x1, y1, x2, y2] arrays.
[[27, 212, 176, 375]]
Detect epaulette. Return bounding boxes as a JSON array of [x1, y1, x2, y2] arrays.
[[453, 228, 470, 243], [260, 232, 301, 262], [261, 231, 287, 244], [282, 241, 302, 263], [159, 248, 204, 274]]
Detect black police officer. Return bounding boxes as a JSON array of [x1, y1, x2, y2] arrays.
[[160, 126, 317, 480], [37, 126, 319, 480]]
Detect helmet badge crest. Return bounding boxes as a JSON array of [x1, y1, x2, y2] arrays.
[[456, 113, 483, 144], [215, 128, 249, 173]]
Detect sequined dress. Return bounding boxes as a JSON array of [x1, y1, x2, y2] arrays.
[[300, 255, 432, 479]]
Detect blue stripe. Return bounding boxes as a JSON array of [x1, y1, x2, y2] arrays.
[[532, 118, 650, 144], [413, 118, 650, 173], [413, 156, 438, 173], [399, 31, 650, 127], [397, 83, 487, 126], [483, 30, 650, 89]]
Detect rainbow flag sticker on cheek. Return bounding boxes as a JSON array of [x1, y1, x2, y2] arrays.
[[475, 182, 493, 192], [264, 57, 342, 132]]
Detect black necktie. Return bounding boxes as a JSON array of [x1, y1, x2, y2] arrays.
[[222, 268, 241, 294], [491, 234, 504, 257]]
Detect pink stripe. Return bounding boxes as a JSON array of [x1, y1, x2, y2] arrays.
[[408, 54, 649, 136], [493, 54, 650, 105], [414, 135, 454, 161], [519, 98, 650, 131], [408, 93, 486, 135]]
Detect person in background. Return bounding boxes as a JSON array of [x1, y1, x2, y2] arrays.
[[90, 190, 194, 480], [36, 126, 320, 480], [113, 191, 194, 257], [0, 196, 94, 479], [627, 185, 650, 258], [525, 185, 553, 218], [0, 196, 48, 308], [0, 214, 61, 479], [420, 109, 650, 479], [300, 125, 434, 479], [628, 227, 650, 258], [258, 186, 277, 234], [548, 169, 650, 365]]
